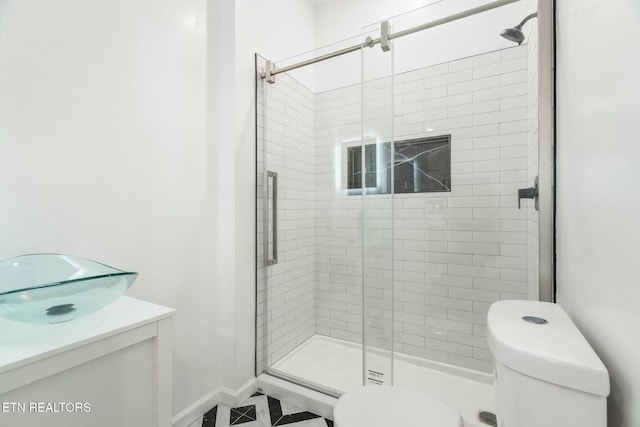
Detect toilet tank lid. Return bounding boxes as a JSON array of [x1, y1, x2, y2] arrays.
[[487, 301, 609, 397]]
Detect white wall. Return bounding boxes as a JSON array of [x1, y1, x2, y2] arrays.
[[0, 0, 216, 417], [312, 0, 531, 92], [555, 1, 640, 426], [0, 0, 318, 419], [211, 0, 240, 399]]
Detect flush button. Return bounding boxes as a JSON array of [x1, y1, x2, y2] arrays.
[[522, 315, 548, 325]]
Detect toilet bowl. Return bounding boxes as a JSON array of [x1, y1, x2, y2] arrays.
[[333, 385, 462, 427]]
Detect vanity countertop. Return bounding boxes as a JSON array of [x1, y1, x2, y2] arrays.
[[0, 296, 174, 373]]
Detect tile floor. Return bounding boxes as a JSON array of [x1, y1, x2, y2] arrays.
[[200, 392, 333, 427]]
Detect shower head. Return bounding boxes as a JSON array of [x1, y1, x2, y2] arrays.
[[501, 12, 538, 45], [500, 27, 525, 44]]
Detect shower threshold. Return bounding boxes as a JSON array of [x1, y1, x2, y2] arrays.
[[270, 334, 495, 426]]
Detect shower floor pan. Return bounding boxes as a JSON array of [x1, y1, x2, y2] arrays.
[[271, 335, 495, 426]]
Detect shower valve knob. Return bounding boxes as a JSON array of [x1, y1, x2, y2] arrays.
[[517, 176, 539, 210]]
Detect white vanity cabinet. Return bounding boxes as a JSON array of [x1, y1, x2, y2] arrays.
[[0, 297, 174, 427]]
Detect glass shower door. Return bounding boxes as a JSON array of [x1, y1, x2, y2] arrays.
[[255, 0, 549, 406], [255, 54, 318, 382]]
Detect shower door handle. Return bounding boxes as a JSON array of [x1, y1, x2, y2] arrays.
[[264, 171, 278, 266]]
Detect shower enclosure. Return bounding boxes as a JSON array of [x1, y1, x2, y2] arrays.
[[256, 0, 552, 418]]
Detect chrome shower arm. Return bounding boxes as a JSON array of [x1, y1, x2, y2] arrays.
[[516, 12, 538, 29]]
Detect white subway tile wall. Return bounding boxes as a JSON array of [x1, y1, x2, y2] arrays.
[[315, 46, 531, 373], [258, 45, 536, 374], [257, 69, 317, 373], [315, 81, 365, 346]]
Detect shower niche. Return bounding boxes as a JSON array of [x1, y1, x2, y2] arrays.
[[346, 135, 452, 195]]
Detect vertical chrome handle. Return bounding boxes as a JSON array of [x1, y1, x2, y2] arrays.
[[264, 171, 278, 266]]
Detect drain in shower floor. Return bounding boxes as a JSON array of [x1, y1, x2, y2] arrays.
[[478, 410, 497, 427]]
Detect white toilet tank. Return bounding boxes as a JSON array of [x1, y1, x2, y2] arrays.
[[487, 300, 609, 427]]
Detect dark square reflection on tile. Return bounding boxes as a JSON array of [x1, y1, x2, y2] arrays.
[[229, 409, 243, 425], [244, 405, 256, 421], [274, 411, 320, 426], [232, 414, 255, 425], [267, 396, 282, 426], [230, 405, 256, 425], [202, 405, 217, 427]]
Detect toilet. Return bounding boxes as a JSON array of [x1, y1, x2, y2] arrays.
[[487, 300, 609, 427], [334, 300, 610, 427]]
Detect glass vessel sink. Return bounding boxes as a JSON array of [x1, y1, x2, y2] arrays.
[[0, 254, 137, 324]]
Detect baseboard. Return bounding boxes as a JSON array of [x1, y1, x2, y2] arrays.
[[257, 373, 338, 420], [172, 378, 258, 427], [218, 377, 259, 407]]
